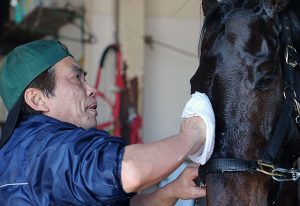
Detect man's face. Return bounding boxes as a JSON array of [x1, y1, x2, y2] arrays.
[[45, 56, 98, 129]]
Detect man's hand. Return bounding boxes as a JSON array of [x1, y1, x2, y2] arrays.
[[130, 163, 206, 206], [165, 163, 206, 200], [180, 117, 206, 155], [181, 92, 215, 164]]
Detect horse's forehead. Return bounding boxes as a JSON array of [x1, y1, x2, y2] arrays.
[[224, 10, 271, 44], [206, 9, 276, 59], [192, 8, 279, 93], [224, 10, 257, 34]]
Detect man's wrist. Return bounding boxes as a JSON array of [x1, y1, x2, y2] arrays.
[[180, 130, 205, 156], [157, 183, 178, 206]]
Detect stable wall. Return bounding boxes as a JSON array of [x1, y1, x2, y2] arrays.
[[84, 0, 203, 142], [82, 0, 203, 143], [142, 0, 203, 142]]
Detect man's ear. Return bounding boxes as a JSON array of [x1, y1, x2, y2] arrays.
[[24, 88, 50, 112]]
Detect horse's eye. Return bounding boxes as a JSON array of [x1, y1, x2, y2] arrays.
[[255, 75, 274, 91]]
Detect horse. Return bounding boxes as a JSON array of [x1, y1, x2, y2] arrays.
[[190, 0, 300, 205]]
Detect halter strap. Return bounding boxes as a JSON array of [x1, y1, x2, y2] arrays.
[[198, 159, 258, 186], [261, 15, 299, 164]]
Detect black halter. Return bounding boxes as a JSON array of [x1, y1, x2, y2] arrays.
[[198, 13, 300, 203]]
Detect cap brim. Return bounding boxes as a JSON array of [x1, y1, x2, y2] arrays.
[[0, 95, 23, 148]]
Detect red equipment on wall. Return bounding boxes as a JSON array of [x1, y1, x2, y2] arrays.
[[94, 44, 124, 136], [94, 44, 142, 144]]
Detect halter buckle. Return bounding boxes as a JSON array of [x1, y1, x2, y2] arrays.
[[272, 168, 300, 182], [285, 45, 298, 67], [256, 160, 282, 177]]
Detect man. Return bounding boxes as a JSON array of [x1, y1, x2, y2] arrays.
[[131, 163, 204, 206], [0, 40, 211, 205]]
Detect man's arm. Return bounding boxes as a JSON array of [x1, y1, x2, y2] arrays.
[[130, 163, 205, 206], [121, 117, 206, 193]]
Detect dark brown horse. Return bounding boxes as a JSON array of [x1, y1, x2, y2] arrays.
[[191, 0, 300, 205]]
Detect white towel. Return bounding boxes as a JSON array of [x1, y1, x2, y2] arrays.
[[181, 92, 215, 165]]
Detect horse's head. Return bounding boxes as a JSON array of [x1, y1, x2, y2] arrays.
[[191, 0, 300, 205]]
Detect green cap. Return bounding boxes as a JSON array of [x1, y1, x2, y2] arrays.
[[0, 39, 71, 148], [0, 39, 71, 111]]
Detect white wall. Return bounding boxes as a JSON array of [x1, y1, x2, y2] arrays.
[[81, 0, 205, 143], [142, 0, 203, 142], [83, 0, 116, 84]]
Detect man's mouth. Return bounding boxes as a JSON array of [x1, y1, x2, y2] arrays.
[[86, 103, 98, 114]]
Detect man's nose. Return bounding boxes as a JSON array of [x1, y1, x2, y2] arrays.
[[85, 83, 96, 97]]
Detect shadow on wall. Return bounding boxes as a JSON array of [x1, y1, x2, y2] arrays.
[[0, 96, 8, 121], [0, 121, 4, 139], [0, 101, 7, 141]]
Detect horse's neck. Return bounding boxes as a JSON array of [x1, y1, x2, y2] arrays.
[[206, 174, 269, 206]]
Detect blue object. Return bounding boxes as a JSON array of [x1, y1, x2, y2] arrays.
[[14, 1, 23, 24], [0, 114, 134, 205]]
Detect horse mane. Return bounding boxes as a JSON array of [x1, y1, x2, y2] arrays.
[[288, 1, 300, 48]]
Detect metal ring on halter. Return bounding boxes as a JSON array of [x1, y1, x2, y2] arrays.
[[272, 167, 300, 182], [285, 45, 298, 67], [283, 86, 296, 99], [293, 99, 300, 113], [293, 98, 300, 124], [295, 116, 300, 124], [256, 160, 283, 177]]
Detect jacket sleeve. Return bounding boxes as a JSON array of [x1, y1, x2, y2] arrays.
[[30, 127, 135, 205]]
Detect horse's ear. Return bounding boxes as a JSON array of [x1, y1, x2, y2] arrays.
[[262, 0, 289, 17], [202, 0, 219, 16]]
